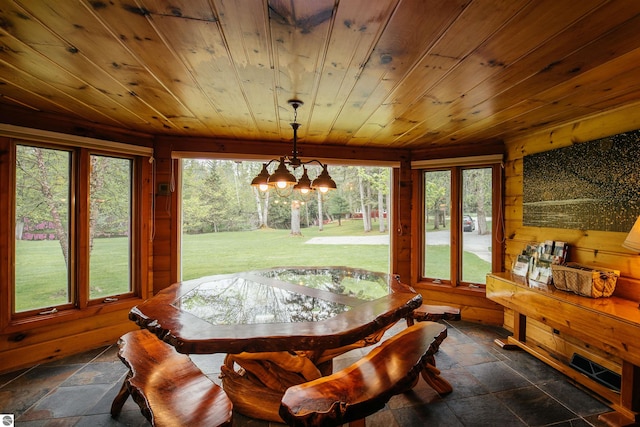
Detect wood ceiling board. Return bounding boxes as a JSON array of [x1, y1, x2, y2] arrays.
[[0, 0, 639, 150], [267, 0, 335, 102], [82, 0, 214, 133], [7, 1, 186, 131], [392, 0, 611, 143], [397, 0, 640, 147], [328, 0, 471, 145], [212, 0, 280, 139], [0, 50, 126, 127], [351, 0, 529, 146], [0, 71, 85, 118], [306, 0, 399, 143]]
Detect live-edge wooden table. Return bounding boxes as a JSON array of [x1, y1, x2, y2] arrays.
[[127, 267, 447, 422]]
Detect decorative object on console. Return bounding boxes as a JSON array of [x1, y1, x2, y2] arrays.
[[551, 263, 619, 298], [512, 240, 569, 288]]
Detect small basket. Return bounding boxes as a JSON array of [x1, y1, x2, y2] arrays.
[[551, 263, 619, 298]]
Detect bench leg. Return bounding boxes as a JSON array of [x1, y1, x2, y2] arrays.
[[421, 356, 453, 396], [110, 374, 131, 418]]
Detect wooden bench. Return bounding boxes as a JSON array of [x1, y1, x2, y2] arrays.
[[406, 303, 461, 326], [279, 321, 448, 427], [110, 329, 233, 427]]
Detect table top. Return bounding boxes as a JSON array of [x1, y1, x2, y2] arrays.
[[488, 272, 640, 324], [130, 267, 422, 354]]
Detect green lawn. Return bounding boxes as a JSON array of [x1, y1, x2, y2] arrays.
[[15, 219, 491, 312], [181, 220, 390, 279]]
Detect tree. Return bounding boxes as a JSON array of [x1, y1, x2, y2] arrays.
[[463, 168, 492, 235], [16, 146, 71, 265], [357, 168, 377, 232], [424, 171, 449, 230], [290, 200, 302, 236], [328, 194, 349, 225], [200, 161, 231, 232], [317, 190, 324, 231]]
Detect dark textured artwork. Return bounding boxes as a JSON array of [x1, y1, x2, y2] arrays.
[[523, 129, 640, 232]]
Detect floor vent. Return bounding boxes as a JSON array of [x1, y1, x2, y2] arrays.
[[569, 353, 621, 392]]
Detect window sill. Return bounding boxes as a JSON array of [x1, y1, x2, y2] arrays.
[[2, 297, 144, 334], [415, 280, 487, 296]]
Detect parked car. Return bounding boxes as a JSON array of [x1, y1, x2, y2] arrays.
[[463, 215, 475, 232]]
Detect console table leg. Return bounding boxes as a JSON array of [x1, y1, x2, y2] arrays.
[[621, 361, 640, 413], [597, 361, 640, 426], [513, 312, 527, 342], [494, 311, 526, 350]]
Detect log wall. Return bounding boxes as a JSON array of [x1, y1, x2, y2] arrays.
[[499, 103, 640, 366]]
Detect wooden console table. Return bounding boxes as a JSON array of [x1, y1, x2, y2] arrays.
[[486, 272, 640, 426]]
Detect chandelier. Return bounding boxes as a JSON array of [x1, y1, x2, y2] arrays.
[[251, 99, 336, 195]]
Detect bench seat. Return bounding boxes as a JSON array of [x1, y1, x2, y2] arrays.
[[279, 321, 448, 427], [110, 329, 233, 427], [407, 303, 461, 325]]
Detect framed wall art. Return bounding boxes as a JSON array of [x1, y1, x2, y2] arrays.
[[523, 129, 640, 232]]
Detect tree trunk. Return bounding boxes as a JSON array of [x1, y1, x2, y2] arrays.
[[359, 175, 371, 232], [317, 191, 324, 231], [476, 183, 488, 235], [385, 192, 391, 232], [253, 188, 270, 228], [378, 188, 385, 233], [89, 156, 108, 252], [290, 200, 302, 236], [35, 149, 69, 267]]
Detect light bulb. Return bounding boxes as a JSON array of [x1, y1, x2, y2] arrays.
[[276, 181, 288, 189], [319, 186, 329, 193], [300, 188, 310, 194], [259, 184, 269, 192]]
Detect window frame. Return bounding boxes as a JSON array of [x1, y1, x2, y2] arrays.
[[0, 131, 152, 331], [413, 157, 503, 289]]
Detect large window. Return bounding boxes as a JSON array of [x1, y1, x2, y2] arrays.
[[178, 159, 393, 279], [420, 160, 501, 287], [10, 140, 141, 318]]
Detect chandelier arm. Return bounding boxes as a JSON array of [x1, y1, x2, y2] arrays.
[[301, 159, 326, 167]]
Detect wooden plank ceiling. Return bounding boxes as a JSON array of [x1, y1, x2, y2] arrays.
[[1, 0, 640, 151]]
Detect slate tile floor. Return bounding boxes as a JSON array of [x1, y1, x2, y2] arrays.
[[0, 320, 615, 426]]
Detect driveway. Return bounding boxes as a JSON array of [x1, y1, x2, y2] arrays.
[[306, 230, 492, 262]]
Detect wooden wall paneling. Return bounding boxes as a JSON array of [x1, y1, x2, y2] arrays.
[[152, 141, 176, 293], [139, 157, 153, 300], [417, 286, 504, 325], [0, 311, 138, 373], [392, 160, 412, 283], [497, 107, 640, 405], [1, 308, 131, 351], [0, 137, 12, 330]]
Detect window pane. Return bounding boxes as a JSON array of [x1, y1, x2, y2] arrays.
[[89, 155, 132, 299], [424, 170, 451, 281], [180, 160, 391, 279], [462, 168, 492, 284], [15, 145, 71, 312]]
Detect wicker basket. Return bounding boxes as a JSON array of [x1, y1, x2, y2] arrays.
[[551, 263, 619, 298]]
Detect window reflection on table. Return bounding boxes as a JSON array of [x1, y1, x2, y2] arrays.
[[173, 267, 391, 326]]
